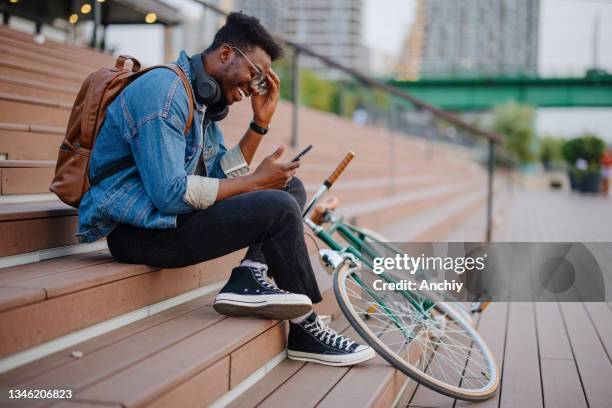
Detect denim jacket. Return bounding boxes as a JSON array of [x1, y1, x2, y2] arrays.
[[76, 51, 249, 243]]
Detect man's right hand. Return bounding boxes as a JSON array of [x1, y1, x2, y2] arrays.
[[251, 144, 300, 190]]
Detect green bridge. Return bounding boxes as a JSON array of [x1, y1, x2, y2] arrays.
[[386, 70, 612, 111]]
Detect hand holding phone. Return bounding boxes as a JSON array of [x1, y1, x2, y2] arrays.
[[291, 144, 313, 162]]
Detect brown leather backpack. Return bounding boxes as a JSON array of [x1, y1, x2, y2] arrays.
[[49, 55, 195, 208]]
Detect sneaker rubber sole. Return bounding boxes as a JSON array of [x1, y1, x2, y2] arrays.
[[213, 293, 313, 320], [286, 347, 376, 366]]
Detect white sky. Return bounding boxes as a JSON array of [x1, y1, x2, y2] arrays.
[[364, 0, 612, 75]]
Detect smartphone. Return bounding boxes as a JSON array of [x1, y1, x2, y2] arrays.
[[291, 144, 313, 162]]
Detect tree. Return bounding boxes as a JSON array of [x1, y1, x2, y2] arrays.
[[489, 102, 536, 165]]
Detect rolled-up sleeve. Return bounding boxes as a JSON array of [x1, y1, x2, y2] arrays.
[[183, 175, 219, 208], [220, 144, 249, 178]]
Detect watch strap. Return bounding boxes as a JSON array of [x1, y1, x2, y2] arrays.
[[250, 120, 269, 135]]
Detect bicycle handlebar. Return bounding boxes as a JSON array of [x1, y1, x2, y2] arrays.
[[325, 151, 355, 187]]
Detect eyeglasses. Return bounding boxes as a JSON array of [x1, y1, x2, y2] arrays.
[[230, 45, 268, 95]]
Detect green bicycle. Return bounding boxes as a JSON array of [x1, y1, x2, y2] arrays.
[[302, 152, 499, 402]]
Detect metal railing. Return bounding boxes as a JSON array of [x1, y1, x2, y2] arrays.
[[191, 0, 506, 242]]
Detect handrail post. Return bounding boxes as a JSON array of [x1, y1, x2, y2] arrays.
[[291, 48, 300, 147], [91, 0, 101, 49], [486, 139, 495, 242]]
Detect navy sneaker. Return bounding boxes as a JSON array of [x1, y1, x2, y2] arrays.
[[287, 312, 376, 366], [213, 266, 312, 320]]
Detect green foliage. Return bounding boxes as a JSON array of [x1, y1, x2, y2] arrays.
[[272, 58, 293, 101], [273, 58, 341, 114], [273, 55, 390, 117], [539, 136, 566, 170], [299, 70, 340, 113], [489, 102, 536, 165], [561, 134, 605, 170]]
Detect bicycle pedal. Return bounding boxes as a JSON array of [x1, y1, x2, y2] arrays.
[[470, 300, 492, 314]]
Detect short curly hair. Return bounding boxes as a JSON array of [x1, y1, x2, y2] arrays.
[[205, 12, 283, 60]]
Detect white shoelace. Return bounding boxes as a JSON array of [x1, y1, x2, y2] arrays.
[[252, 268, 289, 294], [304, 317, 355, 351]]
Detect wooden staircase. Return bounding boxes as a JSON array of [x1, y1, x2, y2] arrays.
[[0, 25, 494, 407]]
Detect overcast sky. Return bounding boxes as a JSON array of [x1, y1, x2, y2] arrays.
[[364, 0, 612, 75]]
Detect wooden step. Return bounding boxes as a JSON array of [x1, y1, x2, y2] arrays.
[[0, 26, 113, 66], [0, 92, 71, 128], [0, 247, 249, 358], [225, 316, 419, 408], [0, 35, 111, 70], [0, 44, 95, 78], [0, 160, 55, 195], [0, 123, 64, 161], [0, 61, 84, 87], [345, 179, 485, 231], [0, 260, 340, 407], [379, 186, 489, 241], [0, 175, 482, 259], [0, 76, 78, 104], [0, 200, 76, 257]]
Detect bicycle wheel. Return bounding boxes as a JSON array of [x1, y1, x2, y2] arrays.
[[347, 226, 477, 326], [333, 260, 499, 401]]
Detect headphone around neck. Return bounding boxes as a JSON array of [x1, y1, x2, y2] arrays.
[[189, 52, 229, 122]]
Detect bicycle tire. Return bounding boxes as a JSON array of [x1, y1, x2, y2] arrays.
[[333, 260, 500, 401]]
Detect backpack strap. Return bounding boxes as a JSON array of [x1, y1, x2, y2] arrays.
[[163, 64, 195, 135], [90, 64, 196, 187], [137, 63, 195, 135]]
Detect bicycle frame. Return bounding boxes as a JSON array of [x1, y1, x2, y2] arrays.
[[304, 212, 434, 321]]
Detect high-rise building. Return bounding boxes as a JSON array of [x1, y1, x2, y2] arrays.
[[396, 0, 540, 79], [232, 0, 368, 77]]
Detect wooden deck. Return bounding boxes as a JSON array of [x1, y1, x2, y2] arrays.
[[397, 190, 612, 407]]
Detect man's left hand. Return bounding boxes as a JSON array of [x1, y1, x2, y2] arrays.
[[251, 68, 280, 128]]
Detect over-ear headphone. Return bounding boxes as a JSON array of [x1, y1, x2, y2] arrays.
[[189, 53, 229, 122]]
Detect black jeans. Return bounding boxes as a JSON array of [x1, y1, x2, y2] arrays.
[[107, 177, 322, 304]]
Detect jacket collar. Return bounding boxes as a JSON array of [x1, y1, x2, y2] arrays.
[[176, 50, 205, 110]]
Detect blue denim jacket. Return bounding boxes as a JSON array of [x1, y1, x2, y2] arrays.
[[76, 51, 248, 243]]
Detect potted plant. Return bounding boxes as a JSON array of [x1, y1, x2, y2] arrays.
[[562, 134, 605, 193]]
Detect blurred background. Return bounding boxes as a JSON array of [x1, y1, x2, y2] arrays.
[[1, 0, 611, 243]]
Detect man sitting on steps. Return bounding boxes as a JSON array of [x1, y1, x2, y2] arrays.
[[77, 12, 375, 367]]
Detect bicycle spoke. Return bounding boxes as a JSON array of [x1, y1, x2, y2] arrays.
[[334, 259, 497, 398]]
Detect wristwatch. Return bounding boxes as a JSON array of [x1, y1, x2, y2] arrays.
[[249, 120, 270, 135]]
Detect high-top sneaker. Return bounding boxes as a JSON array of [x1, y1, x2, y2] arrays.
[[213, 266, 312, 320], [287, 312, 376, 366]]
